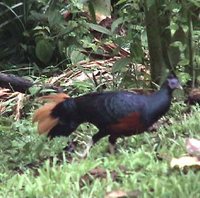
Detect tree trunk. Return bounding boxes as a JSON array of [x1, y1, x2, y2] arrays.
[[158, 0, 172, 70], [144, 0, 166, 85]]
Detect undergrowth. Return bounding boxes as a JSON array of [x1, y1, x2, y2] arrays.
[[0, 103, 200, 198]]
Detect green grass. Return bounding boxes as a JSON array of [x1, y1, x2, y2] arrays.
[[1, 103, 200, 198]]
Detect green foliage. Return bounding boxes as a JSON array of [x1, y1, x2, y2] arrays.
[[0, 0, 91, 73], [165, 0, 200, 84], [88, 23, 112, 35], [35, 39, 55, 64], [112, 57, 131, 73], [87, 0, 111, 22], [0, 0, 198, 88], [0, 0, 199, 88]]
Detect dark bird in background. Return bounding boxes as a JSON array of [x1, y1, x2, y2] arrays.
[[33, 73, 182, 157]]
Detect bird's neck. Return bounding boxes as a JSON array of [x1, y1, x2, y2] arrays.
[[146, 87, 172, 126]]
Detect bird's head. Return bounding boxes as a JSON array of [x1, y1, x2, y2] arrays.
[[163, 73, 183, 90]]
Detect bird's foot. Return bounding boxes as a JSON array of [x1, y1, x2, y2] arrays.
[[75, 151, 88, 158], [76, 138, 93, 158], [63, 141, 77, 153], [109, 143, 116, 155]]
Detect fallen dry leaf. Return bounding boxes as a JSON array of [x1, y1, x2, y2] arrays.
[[0, 88, 28, 118], [105, 190, 141, 198], [170, 156, 200, 169], [186, 138, 200, 157], [170, 138, 200, 170], [15, 93, 25, 120], [0, 105, 6, 114], [80, 167, 118, 187], [105, 190, 127, 198], [0, 88, 10, 98]]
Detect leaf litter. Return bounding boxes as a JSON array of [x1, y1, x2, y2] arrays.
[[171, 138, 200, 170]]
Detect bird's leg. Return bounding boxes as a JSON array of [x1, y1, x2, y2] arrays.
[[77, 130, 107, 158], [109, 143, 115, 155], [108, 136, 117, 154], [76, 138, 94, 158]]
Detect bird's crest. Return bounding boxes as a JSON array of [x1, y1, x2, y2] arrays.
[[33, 93, 69, 134]]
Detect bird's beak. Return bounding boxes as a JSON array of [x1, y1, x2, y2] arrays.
[[177, 84, 183, 90]]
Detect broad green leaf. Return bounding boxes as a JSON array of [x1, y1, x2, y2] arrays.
[[181, 24, 189, 33], [30, 11, 47, 21], [188, 0, 200, 7], [88, 1, 96, 23], [170, 41, 186, 52], [70, 50, 86, 64], [116, 0, 127, 6], [169, 23, 179, 36], [179, 72, 190, 84], [112, 57, 131, 73], [195, 55, 200, 66], [28, 86, 41, 96], [47, 10, 63, 28], [111, 17, 123, 33], [88, 23, 112, 35], [146, 0, 155, 9], [88, 0, 111, 17], [130, 41, 144, 63], [178, 58, 189, 66], [35, 39, 54, 64], [170, 41, 182, 48]]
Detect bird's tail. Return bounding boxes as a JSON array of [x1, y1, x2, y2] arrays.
[[33, 93, 70, 135]]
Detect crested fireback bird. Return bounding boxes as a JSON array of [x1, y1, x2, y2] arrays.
[[33, 73, 182, 156]]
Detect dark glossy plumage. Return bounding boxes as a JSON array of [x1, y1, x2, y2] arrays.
[[33, 73, 182, 155]]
